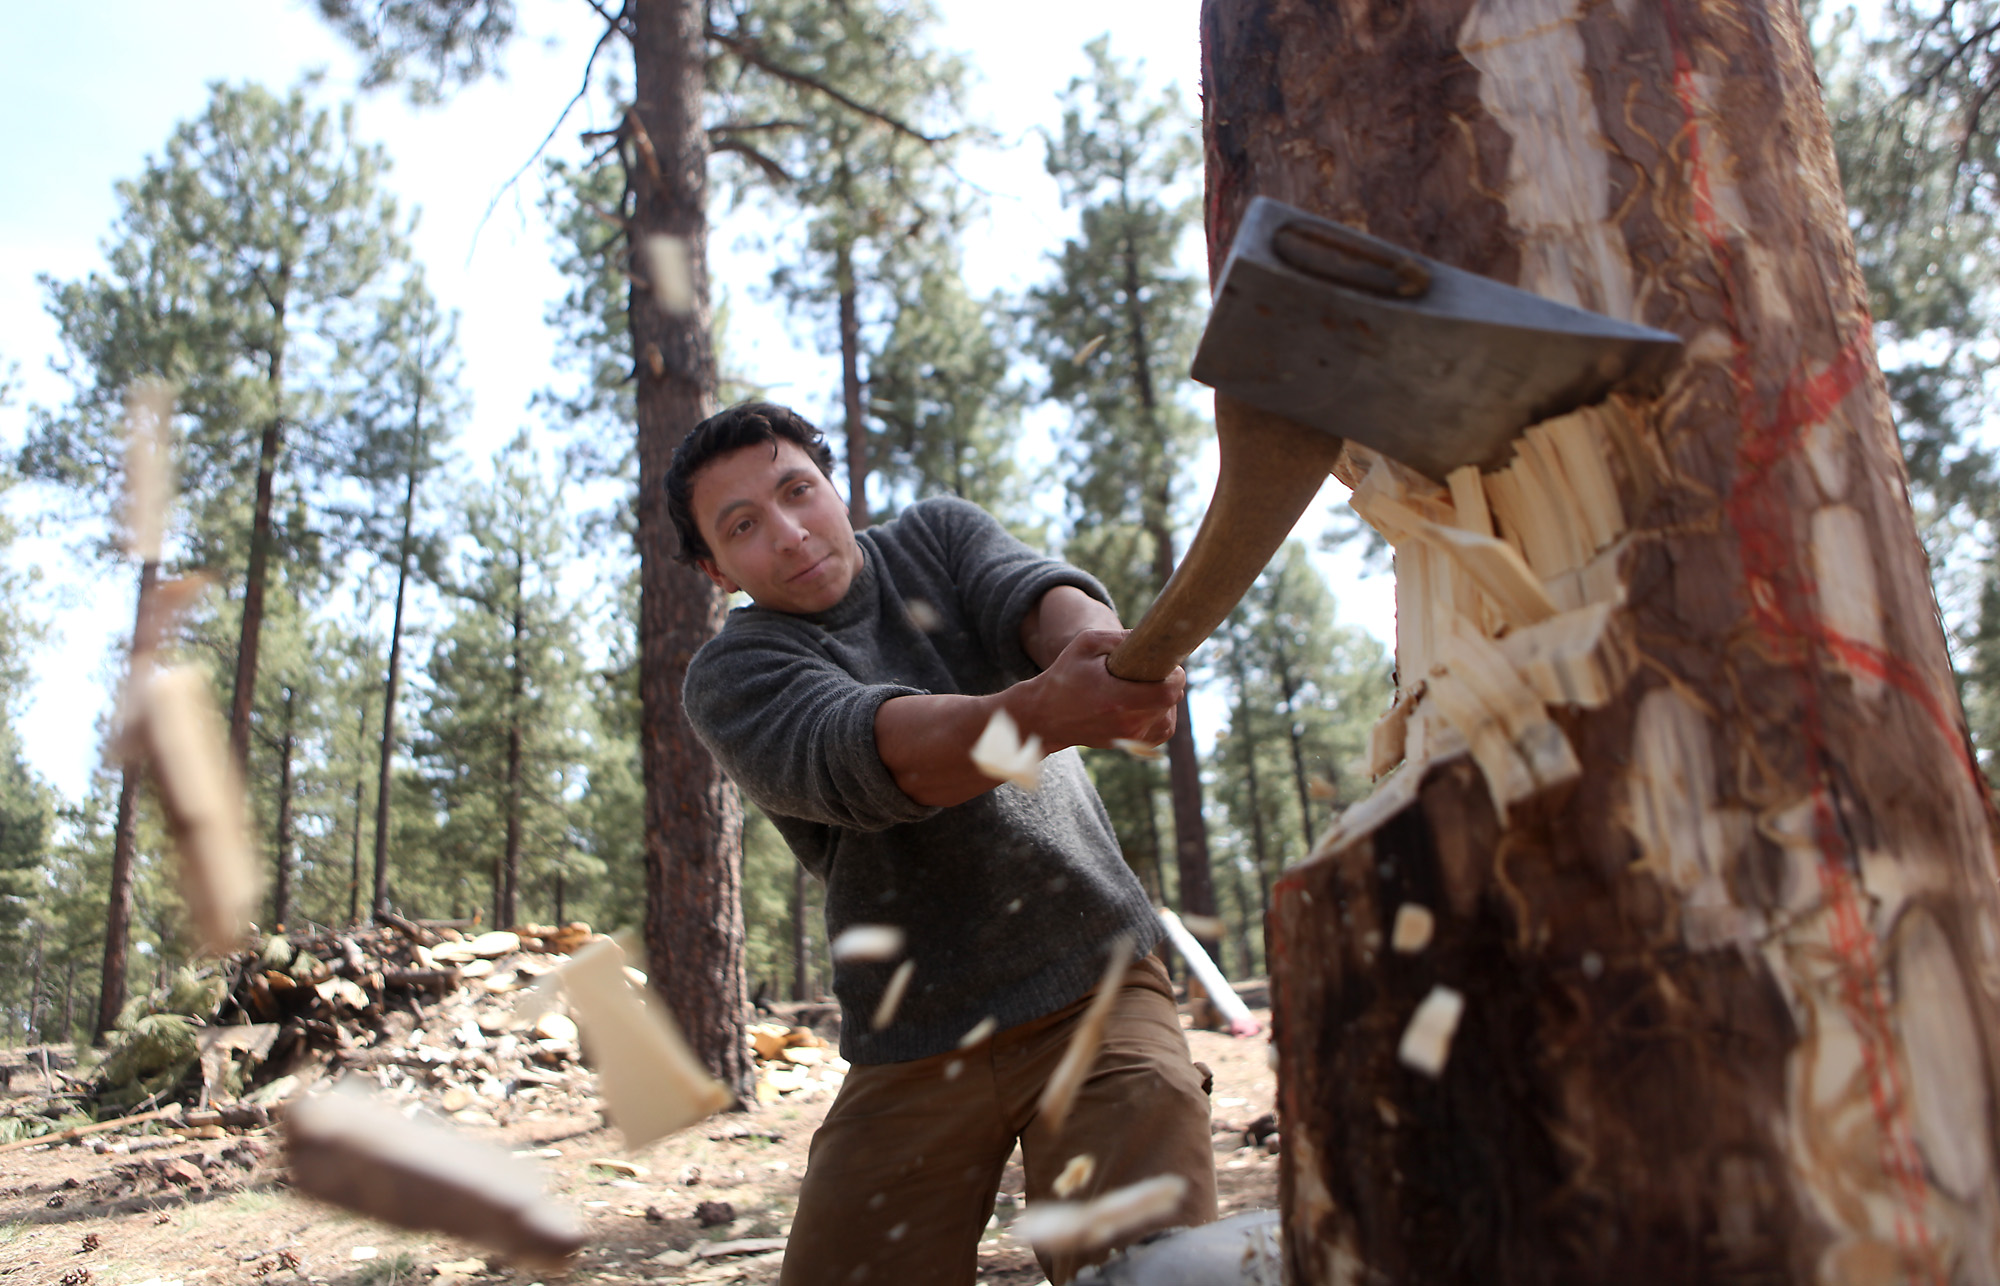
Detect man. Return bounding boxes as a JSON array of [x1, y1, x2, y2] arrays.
[[668, 402, 1218, 1284]]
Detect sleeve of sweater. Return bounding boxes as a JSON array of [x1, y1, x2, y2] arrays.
[[683, 621, 940, 834], [909, 497, 1117, 679]]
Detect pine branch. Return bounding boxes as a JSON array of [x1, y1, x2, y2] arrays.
[[710, 137, 793, 185], [704, 25, 949, 146]]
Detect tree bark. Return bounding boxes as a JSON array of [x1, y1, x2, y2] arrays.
[[1209, 0, 2000, 1279], [229, 329, 287, 770], [271, 684, 296, 931], [792, 861, 811, 1001], [372, 380, 425, 922], [94, 559, 158, 1046], [502, 564, 525, 930], [838, 239, 868, 531], [630, 0, 753, 1102]]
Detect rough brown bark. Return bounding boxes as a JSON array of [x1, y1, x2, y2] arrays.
[[229, 332, 287, 770], [501, 570, 524, 930], [94, 559, 159, 1046], [1208, 0, 2000, 1279], [372, 359, 426, 922], [838, 240, 868, 532], [630, 0, 753, 1102], [271, 684, 297, 931]]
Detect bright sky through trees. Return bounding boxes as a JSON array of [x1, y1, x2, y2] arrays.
[[0, 0, 1392, 801]]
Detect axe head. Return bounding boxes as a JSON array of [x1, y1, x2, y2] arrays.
[[1191, 197, 1683, 480]]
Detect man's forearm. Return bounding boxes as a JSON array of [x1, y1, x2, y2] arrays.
[[1020, 585, 1121, 670], [874, 690, 1017, 808]]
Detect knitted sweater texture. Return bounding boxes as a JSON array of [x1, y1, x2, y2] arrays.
[[682, 496, 1161, 1064]]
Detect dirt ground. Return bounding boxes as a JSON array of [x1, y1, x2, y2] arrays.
[[0, 1008, 1277, 1286]]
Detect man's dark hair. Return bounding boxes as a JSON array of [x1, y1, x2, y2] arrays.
[[665, 402, 838, 566]]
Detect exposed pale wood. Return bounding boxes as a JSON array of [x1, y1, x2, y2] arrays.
[[1354, 486, 1558, 630], [1544, 410, 1626, 548], [1493, 602, 1631, 708], [1107, 394, 1343, 682]]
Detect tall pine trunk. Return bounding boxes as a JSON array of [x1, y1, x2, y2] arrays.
[[271, 684, 297, 931], [94, 559, 158, 1045], [792, 863, 811, 1001], [630, 0, 753, 1101], [1209, 0, 2000, 1278], [837, 239, 868, 531], [230, 325, 287, 769], [501, 568, 525, 930], [372, 381, 425, 920]]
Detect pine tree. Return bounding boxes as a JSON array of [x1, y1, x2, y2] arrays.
[[717, 0, 970, 528], [337, 273, 462, 919], [1023, 37, 1217, 940], [1209, 544, 1392, 972], [417, 436, 589, 929]]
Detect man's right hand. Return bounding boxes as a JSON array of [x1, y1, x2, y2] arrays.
[[1012, 628, 1183, 753]]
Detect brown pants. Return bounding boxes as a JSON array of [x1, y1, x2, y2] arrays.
[[778, 955, 1218, 1285]]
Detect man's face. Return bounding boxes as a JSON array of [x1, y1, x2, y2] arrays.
[[691, 438, 863, 615]]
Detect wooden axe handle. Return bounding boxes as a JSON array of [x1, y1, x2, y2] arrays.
[[1107, 395, 1347, 682]]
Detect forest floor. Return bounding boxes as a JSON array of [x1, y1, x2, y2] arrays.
[[0, 1003, 1277, 1286]]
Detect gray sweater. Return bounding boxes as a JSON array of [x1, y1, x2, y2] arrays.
[[682, 496, 1162, 1064]]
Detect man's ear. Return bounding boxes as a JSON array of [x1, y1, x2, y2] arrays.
[[697, 559, 740, 595]]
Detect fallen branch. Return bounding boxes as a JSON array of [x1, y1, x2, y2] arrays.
[[0, 1105, 182, 1155]]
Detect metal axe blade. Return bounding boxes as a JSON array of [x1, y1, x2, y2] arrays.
[[1190, 196, 1683, 480], [1103, 198, 1681, 683]]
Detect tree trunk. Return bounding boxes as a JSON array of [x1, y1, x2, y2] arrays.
[[502, 571, 525, 930], [1209, 0, 2000, 1279], [838, 239, 868, 531], [271, 685, 297, 931], [792, 861, 811, 1001], [229, 331, 287, 769], [347, 776, 365, 926], [27, 921, 45, 1041], [630, 0, 753, 1102], [95, 559, 158, 1046], [371, 392, 424, 922]]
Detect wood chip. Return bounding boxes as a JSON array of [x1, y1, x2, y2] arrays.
[[1110, 738, 1164, 760], [556, 938, 732, 1149], [639, 234, 695, 315], [1391, 905, 1435, 954], [123, 380, 173, 562], [1036, 935, 1133, 1132], [1012, 1174, 1188, 1255], [971, 708, 1044, 791], [138, 666, 259, 955], [1073, 335, 1108, 365], [284, 1082, 583, 1268], [872, 960, 914, 1031], [958, 1015, 999, 1048], [1397, 985, 1464, 1078], [1053, 1153, 1095, 1198], [830, 925, 905, 963]]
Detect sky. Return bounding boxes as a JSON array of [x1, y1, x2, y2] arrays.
[[0, 0, 1393, 802]]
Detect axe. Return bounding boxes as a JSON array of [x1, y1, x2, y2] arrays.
[[1104, 196, 1682, 683]]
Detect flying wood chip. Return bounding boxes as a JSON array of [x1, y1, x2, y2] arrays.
[[122, 380, 174, 563], [971, 708, 1044, 791], [872, 959, 915, 1031], [139, 666, 260, 955], [1036, 934, 1133, 1133], [1391, 904, 1435, 954], [556, 938, 732, 1149], [284, 1083, 583, 1268], [1398, 985, 1465, 1078], [1110, 738, 1163, 761], [1053, 1153, 1096, 1199], [1013, 1174, 1188, 1256], [640, 234, 696, 315], [830, 925, 905, 964]]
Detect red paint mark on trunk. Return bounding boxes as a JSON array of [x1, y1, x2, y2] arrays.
[[1661, 5, 1943, 1280]]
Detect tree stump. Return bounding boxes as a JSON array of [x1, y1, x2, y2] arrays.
[[1207, 0, 2000, 1279]]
